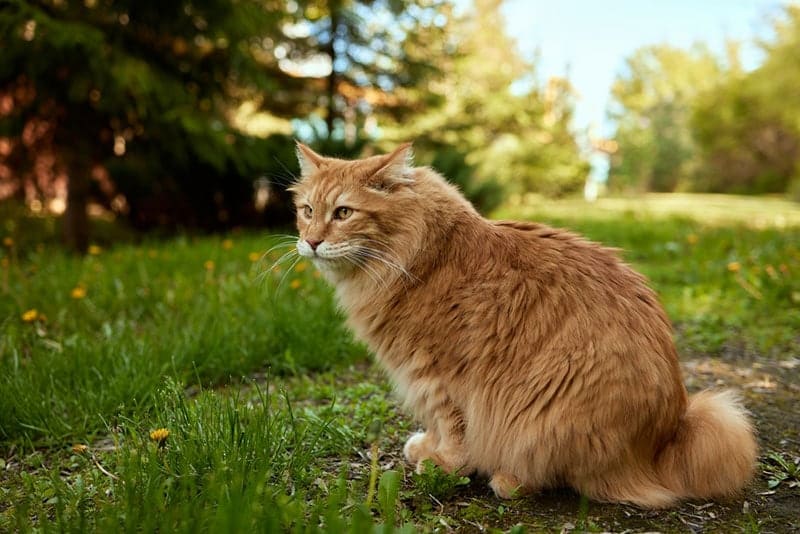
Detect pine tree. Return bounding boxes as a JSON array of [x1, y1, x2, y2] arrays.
[[282, 0, 452, 142], [0, 0, 298, 250]]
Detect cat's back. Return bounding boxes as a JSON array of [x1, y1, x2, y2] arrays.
[[487, 219, 626, 280], [478, 218, 670, 332]]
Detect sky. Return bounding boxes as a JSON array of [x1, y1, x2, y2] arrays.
[[498, 0, 786, 138]]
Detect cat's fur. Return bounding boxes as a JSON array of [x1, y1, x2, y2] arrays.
[[290, 142, 757, 508]]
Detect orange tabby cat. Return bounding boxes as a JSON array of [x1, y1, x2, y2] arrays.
[[290, 142, 757, 508]]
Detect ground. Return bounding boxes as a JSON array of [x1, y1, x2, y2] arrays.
[[1, 193, 798, 532], [274, 350, 799, 533]]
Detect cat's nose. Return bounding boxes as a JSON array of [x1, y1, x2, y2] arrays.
[[306, 239, 322, 251]]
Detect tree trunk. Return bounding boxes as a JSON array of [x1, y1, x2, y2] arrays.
[[325, 3, 340, 138], [64, 171, 90, 254]]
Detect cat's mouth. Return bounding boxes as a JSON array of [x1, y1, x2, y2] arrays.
[[296, 239, 353, 265]]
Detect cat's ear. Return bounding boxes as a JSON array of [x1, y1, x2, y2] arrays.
[[295, 141, 325, 177], [368, 142, 414, 191]]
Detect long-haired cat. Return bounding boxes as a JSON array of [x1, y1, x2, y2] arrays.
[[290, 142, 757, 508]]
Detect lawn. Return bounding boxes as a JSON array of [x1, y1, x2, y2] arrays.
[[1, 194, 798, 532]]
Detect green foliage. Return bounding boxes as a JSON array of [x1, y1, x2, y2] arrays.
[[611, 6, 800, 197], [411, 460, 470, 501], [377, 470, 403, 525], [388, 0, 588, 199], [284, 0, 452, 135], [0, 233, 365, 444], [5, 379, 369, 532], [1, 197, 798, 531], [608, 44, 729, 192], [763, 452, 800, 490], [428, 148, 504, 213], [691, 7, 800, 195], [0, 0, 460, 243]]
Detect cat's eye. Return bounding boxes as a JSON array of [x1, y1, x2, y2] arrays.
[[333, 207, 352, 220], [302, 205, 313, 218]]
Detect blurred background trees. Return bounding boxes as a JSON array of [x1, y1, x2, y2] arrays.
[[609, 4, 800, 199], [391, 0, 588, 208], [2, 1, 799, 252]]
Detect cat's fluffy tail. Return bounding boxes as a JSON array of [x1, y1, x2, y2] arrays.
[[655, 390, 757, 501]]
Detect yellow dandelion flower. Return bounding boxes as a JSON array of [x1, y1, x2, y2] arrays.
[[222, 239, 234, 250], [70, 286, 87, 299], [248, 252, 261, 262], [290, 279, 302, 289], [727, 262, 741, 273], [204, 260, 215, 271], [2, 236, 13, 247], [88, 245, 102, 255], [294, 261, 308, 273], [22, 309, 39, 322], [148, 249, 158, 258], [149, 428, 170, 443], [686, 234, 698, 245], [72, 444, 88, 454]]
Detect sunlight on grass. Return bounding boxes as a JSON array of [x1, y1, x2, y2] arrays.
[[500, 193, 800, 228], [1, 195, 798, 532]]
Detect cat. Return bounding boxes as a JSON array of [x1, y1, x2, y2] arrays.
[[290, 142, 757, 508]]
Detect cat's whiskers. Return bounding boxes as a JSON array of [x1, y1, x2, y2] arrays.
[[346, 254, 388, 290], [276, 255, 302, 291], [256, 246, 300, 285], [260, 238, 300, 259], [350, 249, 412, 290], [350, 241, 418, 284]]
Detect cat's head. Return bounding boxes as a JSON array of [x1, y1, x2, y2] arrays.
[[289, 142, 421, 281]]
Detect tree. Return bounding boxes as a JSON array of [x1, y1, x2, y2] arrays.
[[0, 0, 301, 251], [608, 44, 730, 192], [390, 0, 588, 201], [691, 5, 800, 196], [280, 0, 452, 141]]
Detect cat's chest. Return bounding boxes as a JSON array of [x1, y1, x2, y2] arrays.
[[336, 276, 481, 368]]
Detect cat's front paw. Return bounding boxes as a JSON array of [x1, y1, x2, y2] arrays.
[[403, 431, 435, 470], [489, 472, 531, 499]]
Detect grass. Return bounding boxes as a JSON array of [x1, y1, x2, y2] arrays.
[[1, 193, 799, 532], [0, 234, 365, 445]]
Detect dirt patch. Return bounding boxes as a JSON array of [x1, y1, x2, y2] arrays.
[[340, 348, 800, 533]]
